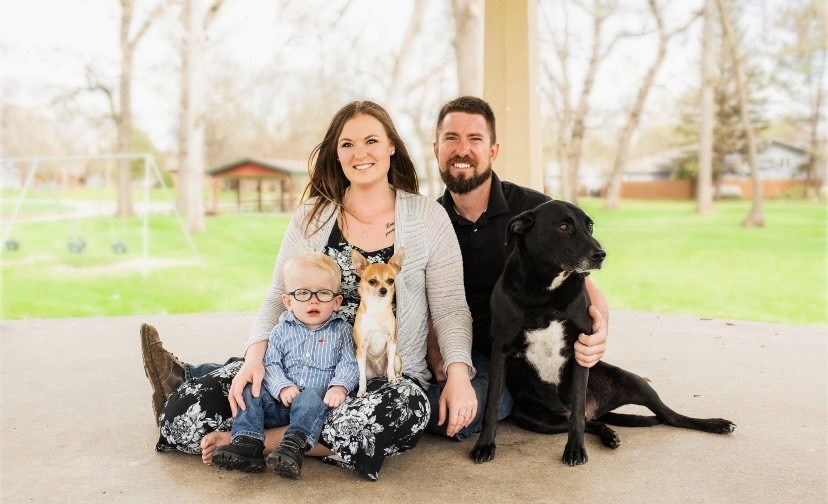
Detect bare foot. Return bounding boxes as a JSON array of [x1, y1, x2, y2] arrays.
[[200, 431, 231, 465]]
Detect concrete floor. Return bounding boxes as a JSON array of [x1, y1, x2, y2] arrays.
[[1, 311, 826, 503]]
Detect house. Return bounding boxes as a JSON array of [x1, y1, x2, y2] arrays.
[[755, 139, 807, 179], [207, 158, 307, 214], [720, 139, 814, 197], [608, 147, 697, 200], [612, 140, 817, 200]]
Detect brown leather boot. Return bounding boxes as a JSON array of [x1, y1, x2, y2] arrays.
[[140, 323, 185, 425]]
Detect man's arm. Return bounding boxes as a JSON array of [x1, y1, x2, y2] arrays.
[[576, 276, 608, 368], [425, 320, 447, 383]]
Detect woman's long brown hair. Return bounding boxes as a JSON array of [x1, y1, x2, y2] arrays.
[[302, 101, 419, 236]]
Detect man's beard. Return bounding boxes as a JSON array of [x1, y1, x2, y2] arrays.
[[440, 160, 493, 194]]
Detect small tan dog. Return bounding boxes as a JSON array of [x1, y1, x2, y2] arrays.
[[351, 247, 405, 397]]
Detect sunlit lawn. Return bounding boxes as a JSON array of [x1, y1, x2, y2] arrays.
[[1, 198, 825, 325], [579, 198, 827, 325], [1, 212, 288, 319]]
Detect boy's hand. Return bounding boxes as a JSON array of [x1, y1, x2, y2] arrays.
[[324, 385, 348, 408], [279, 385, 300, 406]]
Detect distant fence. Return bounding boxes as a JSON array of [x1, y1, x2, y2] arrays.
[[614, 179, 817, 200], [618, 180, 695, 199]]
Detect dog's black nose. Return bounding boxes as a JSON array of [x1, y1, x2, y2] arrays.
[[379, 287, 387, 296], [593, 249, 606, 262]]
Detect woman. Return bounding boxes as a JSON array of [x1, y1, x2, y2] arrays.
[[156, 101, 477, 480]]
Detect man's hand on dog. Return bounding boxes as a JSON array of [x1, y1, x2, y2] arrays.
[[438, 363, 478, 437], [324, 385, 348, 408], [574, 305, 607, 368]]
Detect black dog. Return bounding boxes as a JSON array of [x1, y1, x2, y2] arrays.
[[470, 200, 735, 466]]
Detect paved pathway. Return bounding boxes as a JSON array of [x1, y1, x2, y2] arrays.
[[1, 311, 825, 503]]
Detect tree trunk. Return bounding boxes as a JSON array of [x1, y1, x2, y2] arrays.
[[115, 0, 168, 217], [386, 0, 427, 109], [116, 0, 135, 217], [716, 0, 764, 227], [452, 0, 484, 96], [177, 0, 191, 219], [561, 1, 615, 204], [605, 0, 673, 211], [563, 14, 599, 203], [177, 0, 206, 232], [696, 0, 716, 214], [804, 48, 825, 200]]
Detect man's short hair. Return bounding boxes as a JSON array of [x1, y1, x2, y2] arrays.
[[435, 96, 497, 144]]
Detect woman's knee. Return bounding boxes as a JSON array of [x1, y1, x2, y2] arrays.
[[156, 364, 239, 454]]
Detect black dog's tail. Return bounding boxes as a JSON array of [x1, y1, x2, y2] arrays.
[[599, 412, 662, 427]]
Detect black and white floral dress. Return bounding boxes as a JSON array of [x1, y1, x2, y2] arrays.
[[156, 223, 430, 480]]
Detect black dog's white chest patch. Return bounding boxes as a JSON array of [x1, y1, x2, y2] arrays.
[[521, 321, 567, 385]]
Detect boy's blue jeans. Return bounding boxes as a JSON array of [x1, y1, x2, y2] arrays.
[[230, 383, 329, 449]]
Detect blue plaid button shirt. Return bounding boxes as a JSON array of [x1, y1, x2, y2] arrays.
[[263, 310, 358, 400]]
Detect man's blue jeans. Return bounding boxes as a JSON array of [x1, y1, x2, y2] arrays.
[[230, 384, 329, 449], [425, 351, 513, 441]]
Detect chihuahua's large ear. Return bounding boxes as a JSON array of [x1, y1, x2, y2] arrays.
[[351, 248, 369, 276], [505, 210, 536, 246], [388, 246, 405, 273]]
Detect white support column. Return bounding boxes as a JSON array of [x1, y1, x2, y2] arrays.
[[483, 0, 543, 192]]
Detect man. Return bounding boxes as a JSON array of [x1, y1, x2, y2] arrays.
[[424, 96, 608, 440], [142, 96, 608, 439]]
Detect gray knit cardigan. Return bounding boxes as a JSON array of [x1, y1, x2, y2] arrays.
[[245, 190, 475, 386]]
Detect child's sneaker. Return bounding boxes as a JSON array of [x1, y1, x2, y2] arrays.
[[213, 435, 265, 473], [266, 432, 307, 479]]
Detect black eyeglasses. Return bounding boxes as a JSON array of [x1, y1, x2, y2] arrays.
[[287, 289, 339, 302]]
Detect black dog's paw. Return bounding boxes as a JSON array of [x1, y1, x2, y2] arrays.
[[562, 442, 588, 466], [601, 428, 621, 449], [705, 418, 736, 434], [470, 443, 496, 464]]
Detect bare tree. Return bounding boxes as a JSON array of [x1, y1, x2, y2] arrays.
[[716, 0, 763, 226], [115, 0, 168, 217], [544, 0, 633, 203], [177, 0, 224, 232], [696, 0, 716, 214], [384, 0, 460, 198], [386, 0, 428, 110], [451, 0, 484, 96], [774, 0, 826, 200], [604, 0, 697, 210]]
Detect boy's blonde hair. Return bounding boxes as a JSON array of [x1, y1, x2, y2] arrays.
[[283, 252, 342, 291]]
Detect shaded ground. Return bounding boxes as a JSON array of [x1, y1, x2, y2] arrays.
[[1, 311, 825, 503]]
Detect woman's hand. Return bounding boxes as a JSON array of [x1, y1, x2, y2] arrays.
[[228, 342, 267, 416], [438, 362, 478, 437]]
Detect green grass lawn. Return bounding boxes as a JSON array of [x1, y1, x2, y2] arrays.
[[1, 199, 825, 325], [579, 199, 827, 325], [1, 213, 288, 319]]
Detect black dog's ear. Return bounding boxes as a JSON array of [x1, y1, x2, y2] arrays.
[[505, 210, 535, 245]]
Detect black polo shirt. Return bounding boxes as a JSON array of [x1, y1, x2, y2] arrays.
[[438, 172, 550, 355]]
